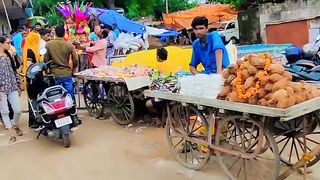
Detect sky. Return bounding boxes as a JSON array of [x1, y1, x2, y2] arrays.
[[190, 0, 206, 3]]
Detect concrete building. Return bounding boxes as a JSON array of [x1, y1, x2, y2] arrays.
[[0, 0, 33, 34], [259, 0, 320, 48]]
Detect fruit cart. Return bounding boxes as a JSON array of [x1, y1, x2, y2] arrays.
[[144, 90, 320, 180], [75, 74, 151, 125]]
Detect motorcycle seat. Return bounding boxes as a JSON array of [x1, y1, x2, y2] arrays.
[[295, 60, 317, 68]]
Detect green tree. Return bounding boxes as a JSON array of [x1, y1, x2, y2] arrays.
[[33, 0, 197, 24], [33, 0, 104, 26], [153, 0, 197, 20]]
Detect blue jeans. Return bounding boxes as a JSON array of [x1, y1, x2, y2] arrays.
[[55, 77, 75, 102], [55, 77, 80, 124], [0, 91, 21, 129]]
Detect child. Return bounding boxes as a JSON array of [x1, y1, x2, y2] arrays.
[[145, 48, 168, 126]]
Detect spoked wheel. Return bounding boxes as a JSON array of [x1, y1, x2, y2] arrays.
[[107, 84, 135, 125], [215, 116, 280, 180], [274, 112, 320, 167], [166, 104, 211, 170], [83, 81, 105, 118]]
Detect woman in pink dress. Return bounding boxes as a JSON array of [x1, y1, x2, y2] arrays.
[[83, 30, 108, 67]]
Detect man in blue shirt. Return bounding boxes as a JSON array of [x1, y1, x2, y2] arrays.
[[112, 24, 120, 40], [12, 27, 24, 58], [189, 17, 230, 74]]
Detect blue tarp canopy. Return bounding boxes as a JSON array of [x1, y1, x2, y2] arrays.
[[145, 26, 179, 38], [153, 31, 180, 38], [99, 10, 146, 34]]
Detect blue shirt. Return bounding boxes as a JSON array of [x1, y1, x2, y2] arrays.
[[113, 28, 120, 39], [12, 32, 23, 57], [89, 32, 98, 42], [190, 32, 230, 74]]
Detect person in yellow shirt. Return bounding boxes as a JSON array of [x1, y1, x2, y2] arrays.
[[22, 31, 41, 75]]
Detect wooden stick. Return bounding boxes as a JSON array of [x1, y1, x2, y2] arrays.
[[277, 145, 320, 180]]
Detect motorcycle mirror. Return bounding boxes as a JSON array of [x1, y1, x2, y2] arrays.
[[39, 48, 47, 56]]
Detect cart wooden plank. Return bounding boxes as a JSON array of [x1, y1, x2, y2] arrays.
[[144, 90, 320, 121], [75, 74, 126, 83], [75, 74, 151, 91]]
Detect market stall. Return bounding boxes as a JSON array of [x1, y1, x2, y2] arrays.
[[144, 53, 320, 180], [75, 65, 152, 125]]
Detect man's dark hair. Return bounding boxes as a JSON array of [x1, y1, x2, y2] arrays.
[[157, 48, 168, 61], [18, 26, 24, 32], [35, 23, 42, 27], [55, 24, 65, 38], [39, 28, 51, 36], [104, 24, 113, 31], [191, 16, 209, 29], [101, 29, 109, 39]]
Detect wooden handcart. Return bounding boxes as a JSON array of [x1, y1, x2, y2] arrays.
[[75, 74, 151, 125], [144, 90, 320, 180]]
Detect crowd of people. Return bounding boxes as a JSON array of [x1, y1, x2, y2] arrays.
[[0, 16, 229, 143], [0, 21, 122, 143]]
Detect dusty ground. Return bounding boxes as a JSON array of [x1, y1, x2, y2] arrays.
[[0, 93, 319, 180]]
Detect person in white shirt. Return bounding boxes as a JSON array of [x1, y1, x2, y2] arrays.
[[39, 29, 51, 54]]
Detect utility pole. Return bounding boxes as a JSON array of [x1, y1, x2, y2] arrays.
[[166, 0, 169, 14], [1, 0, 11, 31]]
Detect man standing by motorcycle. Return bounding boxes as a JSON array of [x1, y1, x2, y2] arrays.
[[43, 24, 80, 125]]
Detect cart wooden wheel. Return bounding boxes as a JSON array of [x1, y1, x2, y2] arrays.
[[83, 81, 104, 118], [215, 116, 280, 180], [166, 104, 211, 170], [107, 84, 135, 125], [274, 111, 320, 167]]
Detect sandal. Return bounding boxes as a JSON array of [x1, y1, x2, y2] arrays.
[[9, 136, 16, 144], [13, 126, 23, 136]]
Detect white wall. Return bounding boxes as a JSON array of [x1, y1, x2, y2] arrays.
[[0, 14, 10, 35]]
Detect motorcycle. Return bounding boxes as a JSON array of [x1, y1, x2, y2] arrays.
[[25, 60, 77, 148], [284, 41, 320, 83]]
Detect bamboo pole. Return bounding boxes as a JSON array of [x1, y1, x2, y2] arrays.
[[2, 0, 12, 31], [277, 145, 320, 180]]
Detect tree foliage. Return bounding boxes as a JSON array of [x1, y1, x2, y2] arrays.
[[154, 0, 197, 19], [33, 0, 198, 25]]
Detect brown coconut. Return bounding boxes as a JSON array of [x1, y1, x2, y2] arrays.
[[272, 79, 290, 92], [228, 64, 239, 74], [241, 69, 251, 79], [219, 86, 231, 98], [281, 71, 292, 81], [267, 63, 285, 74], [260, 75, 270, 86], [222, 69, 230, 79], [244, 76, 256, 90], [265, 83, 274, 93], [269, 74, 283, 82], [227, 91, 247, 103]]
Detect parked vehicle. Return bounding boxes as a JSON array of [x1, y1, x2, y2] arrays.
[[217, 20, 239, 44], [284, 43, 320, 82], [26, 61, 78, 148]]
